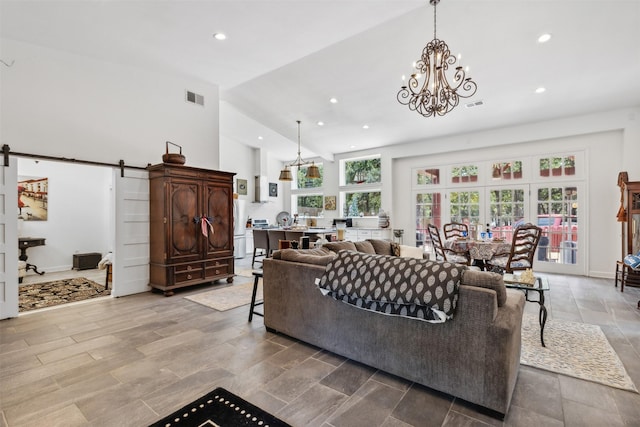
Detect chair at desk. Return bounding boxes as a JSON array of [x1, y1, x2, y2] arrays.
[[267, 230, 286, 255], [427, 224, 470, 265], [443, 222, 469, 240], [252, 229, 269, 268], [487, 223, 542, 274]]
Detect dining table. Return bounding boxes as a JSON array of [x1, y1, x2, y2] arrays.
[[445, 238, 512, 270]]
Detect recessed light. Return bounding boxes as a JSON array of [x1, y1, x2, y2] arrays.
[[317, 121, 324, 126], [350, 145, 356, 149], [537, 33, 551, 43], [362, 125, 369, 129], [535, 87, 546, 94], [257, 136, 263, 140], [213, 33, 227, 41], [329, 97, 338, 104]]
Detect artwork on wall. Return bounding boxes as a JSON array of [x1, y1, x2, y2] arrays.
[[324, 195, 337, 211], [18, 176, 49, 221], [237, 178, 248, 196], [269, 182, 278, 197]]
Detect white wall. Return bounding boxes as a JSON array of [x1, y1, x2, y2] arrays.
[[18, 158, 112, 272], [1, 38, 220, 170]]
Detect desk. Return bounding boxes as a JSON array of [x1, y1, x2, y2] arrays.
[[504, 275, 549, 347], [18, 237, 46, 276]]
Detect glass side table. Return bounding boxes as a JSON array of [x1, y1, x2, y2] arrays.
[[504, 275, 550, 347]]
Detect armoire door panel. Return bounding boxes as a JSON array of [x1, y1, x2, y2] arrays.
[[205, 183, 232, 256], [168, 181, 201, 261]]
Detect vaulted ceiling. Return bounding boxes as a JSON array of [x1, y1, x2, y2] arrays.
[[2, 0, 639, 161]]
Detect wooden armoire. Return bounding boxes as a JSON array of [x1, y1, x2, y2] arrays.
[[149, 163, 235, 296]]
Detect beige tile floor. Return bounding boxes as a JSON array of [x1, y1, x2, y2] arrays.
[[2, 257, 640, 426]]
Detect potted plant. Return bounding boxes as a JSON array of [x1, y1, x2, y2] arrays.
[[551, 157, 563, 176], [540, 158, 550, 177], [564, 156, 575, 175], [512, 161, 522, 179]]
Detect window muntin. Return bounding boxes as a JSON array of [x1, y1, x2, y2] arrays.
[[538, 155, 576, 178], [451, 165, 478, 184], [491, 161, 523, 180], [449, 190, 481, 224]]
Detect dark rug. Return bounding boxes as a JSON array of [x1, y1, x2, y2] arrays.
[[19, 277, 110, 312], [149, 387, 291, 427]]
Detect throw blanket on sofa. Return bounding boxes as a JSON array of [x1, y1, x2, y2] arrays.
[[316, 250, 465, 323]]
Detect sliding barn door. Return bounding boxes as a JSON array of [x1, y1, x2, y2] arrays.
[[112, 168, 150, 297], [0, 158, 19, 319]]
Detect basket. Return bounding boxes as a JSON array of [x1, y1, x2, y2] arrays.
[[162, 141, 186, 165]]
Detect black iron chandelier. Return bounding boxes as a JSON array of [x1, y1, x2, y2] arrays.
[[397, 0, 477, 117], [278, 120, 321, 181]]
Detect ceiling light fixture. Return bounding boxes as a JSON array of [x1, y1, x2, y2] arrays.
[[329, 97, 338, 104], [537, 33, 552, 43], [213, 33, 227, 40], [397, 0, 477, 117], [535, 87, 546, 94], [278, 120, 321, 181]]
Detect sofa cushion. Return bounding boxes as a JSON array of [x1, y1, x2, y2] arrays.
[[367, 239, 393, 255], [317, 250, 465, 322], [323, 241, 358, 253], [353, 240, 376, 254], [461, 269, 507, 306], [276, 247, 336, 265], [399, 245, 425, 259]]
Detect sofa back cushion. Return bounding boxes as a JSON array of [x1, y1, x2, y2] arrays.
[[323, 241, 358, 253], [367, 239, 393, 255], [461, 270, 507, 306], [353, 240, 376, 254], [317, 250, 465, 322], [275, 247, 336, 265]]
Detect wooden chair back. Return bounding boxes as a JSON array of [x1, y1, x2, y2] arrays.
[[427, 224, 448, 261], [443, 222, 469, 240], [506, 223, 543, 273]]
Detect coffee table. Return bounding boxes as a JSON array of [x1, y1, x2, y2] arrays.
[[503, 275, 550, 347]]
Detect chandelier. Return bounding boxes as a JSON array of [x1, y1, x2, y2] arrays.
[[278, 120, 321, 181], [397, 0, 477, 117]]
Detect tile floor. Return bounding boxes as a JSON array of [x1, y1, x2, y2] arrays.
[[1, 258, 640, 426]]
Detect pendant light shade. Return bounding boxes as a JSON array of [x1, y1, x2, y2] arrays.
[[279, 120, 320, 181]]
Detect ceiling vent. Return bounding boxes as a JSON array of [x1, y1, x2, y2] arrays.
[[465, 100, 484, 108], [185, 90, 204, 106]]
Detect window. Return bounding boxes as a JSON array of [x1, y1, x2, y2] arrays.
[[291, 163, 323, 217], [416, 168, 441, 185], [491, 161, 523, 180], [416, 192, 443, 247], [538, 155, 576, 178], [451, 165, 478, 184], [341, 155, 381, 216], [344, 157, 381, 185], [449, 190, 480, 223]]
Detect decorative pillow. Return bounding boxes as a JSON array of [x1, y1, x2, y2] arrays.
[[367, 239, 393, 255], [624, 254, 640, 270], [323, 241, 358, 253], [391, 242, 401, 256], [354, 240, 376, 254], [317, 250, 464, 322], [399, 245, 425, 259]]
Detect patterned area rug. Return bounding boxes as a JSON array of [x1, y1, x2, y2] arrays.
[[521, 314, 637, 392], [19, 277, 110, 312], [185, 280, 262, 312], [235, 267, 258, 278], [149, 387, 291, 427]]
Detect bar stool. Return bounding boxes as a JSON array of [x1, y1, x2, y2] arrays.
[[248, 270, 264, 322], [252, 229, 269, 268]]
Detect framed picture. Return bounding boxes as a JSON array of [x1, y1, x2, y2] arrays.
[[324, 195, 337, 211], [269, 182, 278, 197], [18, 176, 48, 221], [237, 178, 247, 196]]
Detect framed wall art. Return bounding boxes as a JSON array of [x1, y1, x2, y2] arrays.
[[18, 176, 48, 221], [324, 195, 337, 211], [269, 182, 278, 197], [237, 178, 248, 196]]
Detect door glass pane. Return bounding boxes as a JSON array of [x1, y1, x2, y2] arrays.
[[449, 190, 480, 224], [416, 192, 442, 249], [488, 188, 525, 241], [536, 186, 578, 264]]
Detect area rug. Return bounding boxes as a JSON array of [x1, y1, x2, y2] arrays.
[[520, 314, 637, 392], [19, 277, 110, 312], [148, 387, 291, 427], [235, 267, 258, 278], [185, 280, 262, 312]]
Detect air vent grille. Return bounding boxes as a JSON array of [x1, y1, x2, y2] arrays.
[[186, 90, 204, 106], [465, 100, 484, 108]]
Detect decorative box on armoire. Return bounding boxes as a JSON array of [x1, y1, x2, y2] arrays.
[[148, 163, 236, 296]]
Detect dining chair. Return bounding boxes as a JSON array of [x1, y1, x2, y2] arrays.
[[267, 229, 286, 256], [486, 223, 542, 274], [443, 222, 469, 240], [427, 224, 471, 265], [251, 229, 269, 268]]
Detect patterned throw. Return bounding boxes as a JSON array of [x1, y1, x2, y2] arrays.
[[317, 250, 465, 323]]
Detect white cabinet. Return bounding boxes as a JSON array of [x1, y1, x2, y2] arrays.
[[343, 228, 392, 242], [246, 229, 254, 255]]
